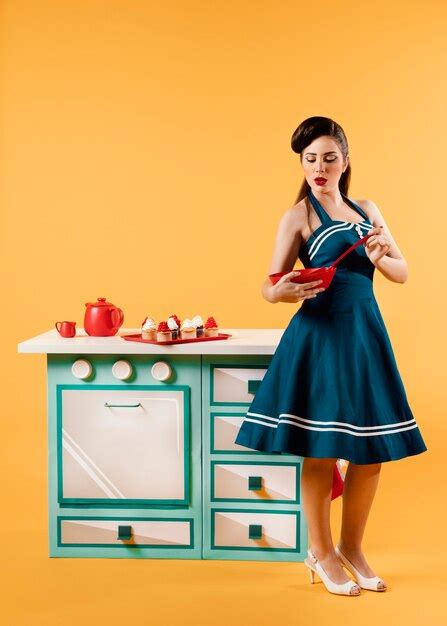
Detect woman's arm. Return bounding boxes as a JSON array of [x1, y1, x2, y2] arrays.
[[261, 277, 279, 303], [261, 206, 304, 303], [360, 199, 409, 283]]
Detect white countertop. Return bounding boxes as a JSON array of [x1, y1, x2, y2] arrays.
[[17, 328, 285, 355]]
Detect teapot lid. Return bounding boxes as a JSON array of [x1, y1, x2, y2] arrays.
[[85, 297, 114, 308]]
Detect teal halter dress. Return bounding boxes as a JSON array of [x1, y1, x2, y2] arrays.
[[234, 190, 428, 464]]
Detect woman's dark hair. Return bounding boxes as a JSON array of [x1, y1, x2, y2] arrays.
[[290, 116, 351, 204]]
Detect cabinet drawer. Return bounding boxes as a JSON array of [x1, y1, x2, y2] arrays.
[[211, 412, 262, 453], [212, 509, 300, 551], [210, 365, 268, 405], [58, 516, 193, 548], [57, 385, 190, 505], [211, 461, 300, 503]]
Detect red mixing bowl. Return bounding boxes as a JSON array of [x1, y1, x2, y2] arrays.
[[269, 232, 373, 290]]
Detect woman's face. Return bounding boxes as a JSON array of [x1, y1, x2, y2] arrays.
[[301, 135, 348, 194]]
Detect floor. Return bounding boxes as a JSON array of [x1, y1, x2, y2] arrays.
[[6, 412, 444, 625], [5, 518, 446, 625]]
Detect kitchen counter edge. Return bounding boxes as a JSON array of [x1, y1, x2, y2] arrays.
[[17, 328, 285, 355]]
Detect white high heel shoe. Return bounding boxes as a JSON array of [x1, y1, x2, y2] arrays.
[[304, 547, 361, 596], [335, 544, 387, 592]]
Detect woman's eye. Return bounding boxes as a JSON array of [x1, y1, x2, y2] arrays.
[[306, 157, 337, 163]]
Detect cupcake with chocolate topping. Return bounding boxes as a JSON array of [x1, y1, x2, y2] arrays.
[[157, 320, 172, 342], [192, 314, 205, 337], [167, 314, 181, 339], [141, 316, 157, 340], [204, 316, 218, 337], [180, 318, 197, 339]]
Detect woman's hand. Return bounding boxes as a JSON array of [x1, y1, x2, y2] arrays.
[[271, 270, 325, 303], [364, 226, 391, 265]]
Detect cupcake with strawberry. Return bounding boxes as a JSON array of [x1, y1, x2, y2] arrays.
[[204, 316, 219, 337], [167, 314, 181, 339], [141, 316, 157, 340], [157, 320, 172, 342]]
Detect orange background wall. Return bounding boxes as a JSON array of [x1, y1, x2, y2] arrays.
[[1, 1, 446, 624]]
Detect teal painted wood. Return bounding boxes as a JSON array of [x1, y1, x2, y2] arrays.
[[210, 460, 301, 504], [210, 508, 301, 552], [48, 353, 202, 559], [46, 352, 309, 560], [210, 412, 261, 455], [201, 355, 308, 562], [209, 361, 272, 406], [57, 516, 194, 549], [56, 383, 191, 506]]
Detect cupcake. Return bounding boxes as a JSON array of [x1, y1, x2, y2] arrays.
[[192, 314, 204, 337], [172, 314, 181, 332], [157, 320, 172, 342], [141, 316, 157, 340], [167, 314, 181, 339], [204, 316, 218, 337], [180, 318, 197, 340]]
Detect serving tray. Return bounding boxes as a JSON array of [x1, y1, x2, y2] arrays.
[[121, 332, 232, 345]]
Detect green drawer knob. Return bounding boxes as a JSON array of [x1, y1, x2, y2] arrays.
[[248, 379, 261, 394], [249, 524, 263, 539], [248, 475, 263, 490], [117, 525, 132, 540]]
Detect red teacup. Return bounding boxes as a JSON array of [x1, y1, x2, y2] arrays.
[[55, 321, 76, 338]]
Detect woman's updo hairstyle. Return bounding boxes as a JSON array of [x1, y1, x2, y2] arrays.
[[290, 116, 351, 204]]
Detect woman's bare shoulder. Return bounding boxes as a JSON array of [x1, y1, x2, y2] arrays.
[[355, 198, 379, 222], [280, 198, 308, 230]]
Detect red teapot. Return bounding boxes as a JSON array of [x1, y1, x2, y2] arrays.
[[84, 297, 124, 336]]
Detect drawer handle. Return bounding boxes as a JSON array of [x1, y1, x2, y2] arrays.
[[247, 379, 261, 394], [248, 524, 263, 539], [248, 476, 263, 490], [104, 402, 142, 408], [117, 525, 133, 540]]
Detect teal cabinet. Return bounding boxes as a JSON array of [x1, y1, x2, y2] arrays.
[[47, 354, 202, 559], [56, 385, 191, 506], [18, 336, 308, 561], [201, 355, 306, 562]]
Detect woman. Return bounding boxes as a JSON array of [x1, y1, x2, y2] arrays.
[[234, 116, 428, 596]]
